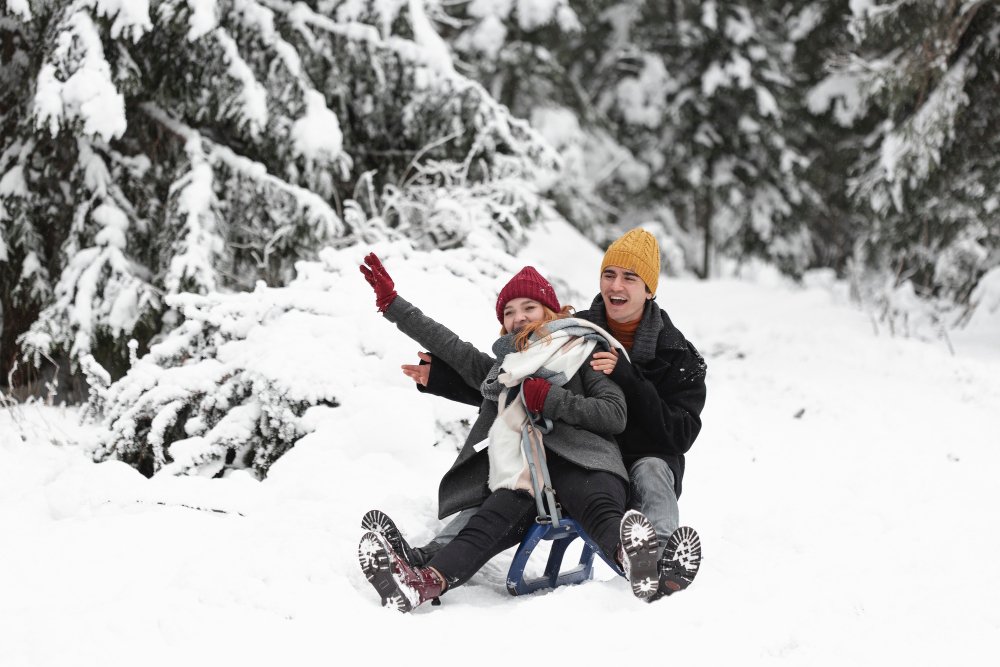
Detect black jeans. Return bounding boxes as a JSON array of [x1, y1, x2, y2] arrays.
[[427, 453, 628, 588]]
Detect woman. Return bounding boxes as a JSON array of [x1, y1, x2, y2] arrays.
[[357, 254, 661, 612]]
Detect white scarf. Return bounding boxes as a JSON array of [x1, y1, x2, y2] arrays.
[[486, 318, 624, 493]]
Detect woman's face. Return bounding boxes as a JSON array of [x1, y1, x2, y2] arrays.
[[502, 298, 546, 334]]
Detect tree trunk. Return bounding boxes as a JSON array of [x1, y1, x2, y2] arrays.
[[701, 185, 714, 280]]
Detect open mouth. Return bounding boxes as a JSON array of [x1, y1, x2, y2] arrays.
[[609, 296, 628, 306]]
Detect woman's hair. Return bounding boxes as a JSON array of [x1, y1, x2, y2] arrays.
[[500, 304, 575, 351]]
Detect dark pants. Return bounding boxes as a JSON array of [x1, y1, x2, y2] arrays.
[[427, 453, 628, 588]]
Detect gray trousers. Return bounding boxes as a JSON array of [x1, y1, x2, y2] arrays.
[[420, 456, 679, 562]]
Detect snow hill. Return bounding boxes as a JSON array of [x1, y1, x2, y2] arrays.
[[2, 221, 999, 666]]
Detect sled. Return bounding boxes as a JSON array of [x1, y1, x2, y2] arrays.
[[505, 387, 620, 596]]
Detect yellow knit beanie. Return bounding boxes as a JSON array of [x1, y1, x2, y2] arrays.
[[600, 228, 661, 296]]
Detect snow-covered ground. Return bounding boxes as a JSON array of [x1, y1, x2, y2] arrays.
[[2, 221, 999, 666]]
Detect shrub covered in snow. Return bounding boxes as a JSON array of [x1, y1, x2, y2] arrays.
[[89, 237, 528, 478]]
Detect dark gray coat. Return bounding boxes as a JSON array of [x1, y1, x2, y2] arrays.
[[384, 296, 628, 519]]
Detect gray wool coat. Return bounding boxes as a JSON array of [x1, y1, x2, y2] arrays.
[[383, 296, 628, 519]]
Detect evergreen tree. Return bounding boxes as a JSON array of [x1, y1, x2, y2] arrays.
[[842, 0, 1000, 311], [787, 0, 871, 273], [0, 0, 557, 393], [614, 1, 817, 277], [435, 0, 653, 242]]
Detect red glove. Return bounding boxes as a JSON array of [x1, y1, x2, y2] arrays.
[[522, 378, 552, 414], [359, 253, 398, 312]]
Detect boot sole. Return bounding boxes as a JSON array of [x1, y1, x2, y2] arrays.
[[361, 509, 417, 566], [358, 531, 413, 612], [620, 510, 660, 599], [655, 526, 702, 598]]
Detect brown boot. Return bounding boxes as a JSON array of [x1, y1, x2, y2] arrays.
[[358, 530, 446, 612]]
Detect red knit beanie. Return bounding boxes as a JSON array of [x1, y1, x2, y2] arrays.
[[495, 267, 561, 322]]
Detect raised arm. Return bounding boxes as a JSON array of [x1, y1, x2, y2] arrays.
[[360, 253, 494, 387], [383, 297, 495, 388]]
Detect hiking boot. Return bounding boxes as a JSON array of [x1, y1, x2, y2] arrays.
[[647, 526, 702, 603], [361, 509, 421, 566], [618, 510, 660, 599], [358, 530, 445, 612]]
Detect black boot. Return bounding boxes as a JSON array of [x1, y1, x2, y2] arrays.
[[647, 526, 702, 603], [618, 510, 660, 599]]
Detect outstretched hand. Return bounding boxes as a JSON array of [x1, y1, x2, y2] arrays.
[[401, 351, 432, 387], [359, 252, 398, 312]]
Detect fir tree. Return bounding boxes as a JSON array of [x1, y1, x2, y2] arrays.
[[0, 0, 557, 394], [434, 0, 653, 242], [614, 1, 816, 277], [788, 0, 871, 273], [842, 0, 1000, 311]]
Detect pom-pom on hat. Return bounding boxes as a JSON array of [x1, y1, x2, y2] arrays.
[[600, 227, 661, 296], [495, 266, 561, 323]]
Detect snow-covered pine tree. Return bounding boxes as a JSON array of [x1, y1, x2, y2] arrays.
[[2, 0, 560, 477], [433, 0, 652, 244], [611, 1, 816, 277], [840, 0, 999, 315], [789, 0, 873, 273], [0, 0, 558, 395]]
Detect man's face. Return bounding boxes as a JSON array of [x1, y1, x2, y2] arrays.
[[600, 266, 650, 323]]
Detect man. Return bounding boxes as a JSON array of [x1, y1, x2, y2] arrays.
[[365, 228, 707, 599]]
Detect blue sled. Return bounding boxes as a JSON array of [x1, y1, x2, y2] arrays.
[[506, 518, 621, 596]]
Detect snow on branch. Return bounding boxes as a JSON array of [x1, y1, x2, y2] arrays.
[[164, 133, 225, 296], [212, 25, 269, 136], [5, 0, 33, 21], [143, 102, 346, 243], [33, 5, 128, 142], [852, 45, 977, 215]]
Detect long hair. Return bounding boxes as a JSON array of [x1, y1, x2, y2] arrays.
[[500, 304, 575, 351]]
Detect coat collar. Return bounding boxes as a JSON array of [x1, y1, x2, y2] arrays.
[[582, 295, 688, 363]]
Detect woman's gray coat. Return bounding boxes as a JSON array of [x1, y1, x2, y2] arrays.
[[383, 296, 628, 519]]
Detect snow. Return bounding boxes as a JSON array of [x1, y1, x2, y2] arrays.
[[515, 0, 559, 31], [166, 136, 222, 294], [407, 0, 454, 74], [184, 0, 219, 41], [0, 163, 26, 196], [701, 1, 718, 31], [614, 55, 671, 128], [6, 0, 31, 20], [724, 7, 755, 45], [807, 72, 865, 127], [3, 222, 1000, 665], [92, 203, 130, 250], [33, 11, 128, 142], [458, 14, 507, 59], [290, 90, 343, 162], [89, 0, 153, 42], [214, 28, 269, 136]]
